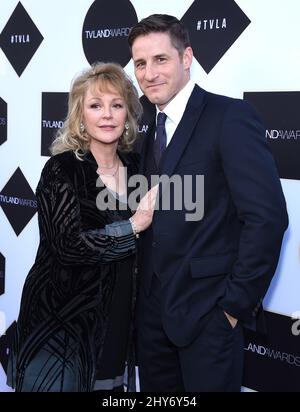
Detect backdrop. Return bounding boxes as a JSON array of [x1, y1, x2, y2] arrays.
[[0, 0, 299, 392]]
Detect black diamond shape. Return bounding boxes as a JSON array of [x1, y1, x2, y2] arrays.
[[0, 321, 17, 375], [0, 97, 7, 146], [0, 2, 44, 76], [0, 168, 37, 236], [0, 252, 5, 296], [182, 0, 250, 73]]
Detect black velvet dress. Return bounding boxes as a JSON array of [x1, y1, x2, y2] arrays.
[[6, 150, 139, 392], [93, 196, 133, 391]]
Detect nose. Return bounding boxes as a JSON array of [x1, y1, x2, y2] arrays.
[[102, 105, 112, 118], [144, 63, 158, 82]]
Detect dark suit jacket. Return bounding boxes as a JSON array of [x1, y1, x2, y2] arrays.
[[138, 85, 288, 347]]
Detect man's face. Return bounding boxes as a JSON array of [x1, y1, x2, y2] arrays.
[[131, 32, 192, 111]]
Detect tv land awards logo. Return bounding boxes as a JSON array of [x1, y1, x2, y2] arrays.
[[41, 92, 69, 156], [0, 97, 7, 146], [137, 95, 156, 142], [244, 91, 300, 181], [0, 2, 43, 76], [0, 168, 37, 236], [181, 0, 250, 73], [82, 0, 137, 67], [0, 252, 4, 296], [243, 311, 300, 392]]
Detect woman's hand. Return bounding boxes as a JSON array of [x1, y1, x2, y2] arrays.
[[130, 185, 158, 234]]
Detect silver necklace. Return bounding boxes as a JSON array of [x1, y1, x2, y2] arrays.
[[97, 160, 119, 177], [99, 162, 117, 169]]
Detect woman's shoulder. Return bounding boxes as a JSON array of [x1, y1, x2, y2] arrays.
[[44, 150, 76, 172], [40, 151, 78, 183]]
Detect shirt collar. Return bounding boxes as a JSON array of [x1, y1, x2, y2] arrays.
[[156, 80, 195, 126]]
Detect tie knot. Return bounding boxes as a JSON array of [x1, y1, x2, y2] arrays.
[[157, 112, 167, 126]]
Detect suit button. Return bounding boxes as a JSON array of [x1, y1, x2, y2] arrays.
[[152, 241, 157, 247]]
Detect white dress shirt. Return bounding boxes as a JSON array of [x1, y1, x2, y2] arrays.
[[155, 79, 195, 146]]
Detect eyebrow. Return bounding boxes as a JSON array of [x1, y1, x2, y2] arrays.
[[87, 96, 125, 103], [133, 58, 145, 65], [134, 53, 168, 63], [154, 53, 168, 58], [86, 96, 124, 101]]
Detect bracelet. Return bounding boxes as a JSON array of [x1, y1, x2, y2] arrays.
[[129, 217, 139, 238]]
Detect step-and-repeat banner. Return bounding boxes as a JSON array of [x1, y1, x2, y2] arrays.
[[0, 0, 299, 392]]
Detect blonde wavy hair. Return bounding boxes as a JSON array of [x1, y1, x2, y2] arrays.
[[51, 62, 143, 158]]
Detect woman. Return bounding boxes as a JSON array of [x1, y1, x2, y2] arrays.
[[7, 62, 155, 392]]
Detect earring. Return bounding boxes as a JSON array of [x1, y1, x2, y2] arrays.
[[80, 122, 85, 133], [124, 121, 129, 136]]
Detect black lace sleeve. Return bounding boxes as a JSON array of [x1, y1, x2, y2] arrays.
[[37, 157, 136, 266]]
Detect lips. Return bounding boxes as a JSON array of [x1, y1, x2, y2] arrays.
[[147, 83, 164, 89], [99, 125, 115, 130]]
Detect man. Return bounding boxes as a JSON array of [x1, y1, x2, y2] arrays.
[[128, 14, 288, 392]]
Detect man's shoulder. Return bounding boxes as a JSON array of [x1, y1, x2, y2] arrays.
[[195, 84, 238, 105], [195, 85, 255, 115]]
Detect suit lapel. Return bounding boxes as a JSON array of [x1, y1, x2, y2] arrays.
[[160, 85, 206, 177]]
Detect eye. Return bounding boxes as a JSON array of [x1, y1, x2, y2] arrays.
[[90, 103, 100, 109], [135, 61, 145, 69]]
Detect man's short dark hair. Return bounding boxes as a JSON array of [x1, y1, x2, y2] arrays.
[[128, 14, 191, 57]]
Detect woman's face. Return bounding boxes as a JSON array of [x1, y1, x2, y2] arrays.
[[82, 84, 127, 149]]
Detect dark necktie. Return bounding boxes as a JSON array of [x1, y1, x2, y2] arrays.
[[154, 112, 167, 166]]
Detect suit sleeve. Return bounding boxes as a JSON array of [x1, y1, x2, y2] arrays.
[[217, 100, 288, 321], [36, 158, 136, 266]]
